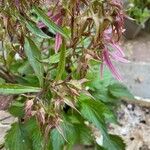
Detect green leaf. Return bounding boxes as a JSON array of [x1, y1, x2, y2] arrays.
[[86, 63, 117, 103], [74, 123, 93, 145], [79, 95, 116, 123], [26, 20, 50, 39], [42, 48, 80, 64], [55, 40, 66, 80], [8, 101, 24, 117], [79, 97, 122, 150], [51, 122, 75, 150], [43, 49, 69, 64], [104, 134, 126, 150], [63, 114, 93, 146], [15, 75, 40, 87], [0, 77, 5, 84], [79, 98, 108, 132], [95, 145, 107, 150], [24, 37, 44, 86], [86, 62, 133, 103], [0, 84, 41, 94], [50, 120, 92, 150], [4, 41, 15, 68], [5, 122, 32, 150], [17, 61, 33, 75], [33, 6, 69, 39], [108, 83, 134, 99], [24, 117, 44, 150], [5, 118, 45, 150], [50, 128, 65, 150]]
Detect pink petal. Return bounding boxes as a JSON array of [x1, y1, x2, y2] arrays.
[[37, 108, 45, 124], [55, 33, 62, 53], [51, 13, 62, 23], [47, 11, 52, 17], [111, 43, 125, 57], [15, 0, 19, 7], [25, 100, 33, 116], [103, 49, 122, 81], [110, 51, 129, 63], [54, 17, 63, 53], [38, 22, 46, 28]]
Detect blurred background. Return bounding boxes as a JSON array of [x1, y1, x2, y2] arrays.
[[111, 0, 150, 150]]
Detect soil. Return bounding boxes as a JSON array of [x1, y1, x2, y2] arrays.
[[110, 102, 150, 150]]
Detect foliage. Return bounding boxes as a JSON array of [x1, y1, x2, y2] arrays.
[[126, 0, 150, 25], [0, 0, 133, 150]]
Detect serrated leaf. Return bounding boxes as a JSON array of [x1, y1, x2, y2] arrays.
[[5, 122, 32, 150], [74, 123, 93, 145], [51, 120, 92, 150], [79, 98, 108, 132], [79, 95, 116, 122], [51, 128, 65, 150], [0, 84, 41, 94], [24, 117, 44, 150], [26, 20, 50, 39], [79, 97, 122, 150], [55, 40, 66, 80], [51, 122, 74, 150], [33, 6, 69, 39], [103, 134, 126, 150], [108, 83, 134, 99], [24, 37, 44, 86]]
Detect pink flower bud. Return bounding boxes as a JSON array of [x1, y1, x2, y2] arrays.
[[25, 100, 33, 116], [37, 108, 45, 125]]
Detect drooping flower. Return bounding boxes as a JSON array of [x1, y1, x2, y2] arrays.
[[55, 33, 62, 53], [15, 0, 19, 6], [25, 99, 34, 116], [37, 108, 45, 125], [54, 17, 63, 53], [102, 48, 122, 80], [101, 28, 129, 80], [99, 0, 127, 81]]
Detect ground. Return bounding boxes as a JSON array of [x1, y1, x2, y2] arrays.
[[110, 103, 150, 150], [112, 31, 150, 150]]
